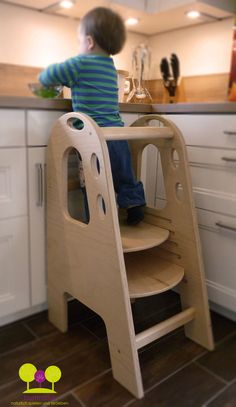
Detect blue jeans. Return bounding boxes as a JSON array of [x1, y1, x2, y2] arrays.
[[107, 140, 146, 208]]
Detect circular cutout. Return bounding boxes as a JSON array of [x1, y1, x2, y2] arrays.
[[171, 149, 179, 168], [67, 117, 84, 130], [175, 182, 184, 201], [91, 153, 100, 177], [97, 195, 106, 219], [147, 119, 159, 127]]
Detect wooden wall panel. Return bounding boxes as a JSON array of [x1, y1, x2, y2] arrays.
[[146, 73, 229, 103], [0, 63, 229, 104], [0, 63, 43, 97]]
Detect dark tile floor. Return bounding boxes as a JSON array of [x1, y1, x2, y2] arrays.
[[0, 291, 235, 407]]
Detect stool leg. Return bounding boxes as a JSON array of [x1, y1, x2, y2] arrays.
[[104, 316, 144, 398], [48, 287, 68, 333]]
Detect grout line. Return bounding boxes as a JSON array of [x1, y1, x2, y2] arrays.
[[0, 334, 108, 393], [46, 389, 87, 407], [202, 378, 236, 407], [22, 322, 39, 340], [0, 319, 99, 359], [40, 368, 112, 406], [71, 391, 87, 407], [124, 360, 194, 406], [193, 349, 209, 362], [0, 336, 42, 358], [214, 329, 236, 347], [194, 360, 228, 384], [71, 368, 112, 393], [0, 378, 18, 392]]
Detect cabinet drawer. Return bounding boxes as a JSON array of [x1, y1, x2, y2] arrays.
[[155, 147, 236, 216], [0, 148, 27, 219], [164, 114, 236, 149], [27, 110, 66, 146], [0, 217, 30, 318], [0, 109, 25, 147], [190, 163, 236, 216], [187, 146, 236, 167], [197, 208, 236, 312]]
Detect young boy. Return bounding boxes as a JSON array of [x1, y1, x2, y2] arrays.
[[39, 7, 146, 225]]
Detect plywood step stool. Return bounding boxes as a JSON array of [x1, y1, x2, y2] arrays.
[[47, 112, 214, 399]]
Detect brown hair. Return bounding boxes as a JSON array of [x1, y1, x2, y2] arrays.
[[80, 7, 126, 55]]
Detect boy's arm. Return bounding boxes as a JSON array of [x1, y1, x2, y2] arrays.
[[39, 57, 79, 87]]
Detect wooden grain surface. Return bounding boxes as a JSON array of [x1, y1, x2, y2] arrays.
[[0, 63, 229, 103], [0, 63, 42, 97]]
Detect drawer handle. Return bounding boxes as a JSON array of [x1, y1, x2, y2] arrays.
[[223, 130, 236, 135], [215, 221, 236, 232], [36, 163, 43, 207], [221, 156, 236, 162]]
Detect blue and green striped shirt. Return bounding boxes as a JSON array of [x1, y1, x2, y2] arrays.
[[39, 54, 124, 127]]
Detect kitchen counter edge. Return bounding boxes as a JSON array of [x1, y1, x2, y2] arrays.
[[0, 97, 236, 113]]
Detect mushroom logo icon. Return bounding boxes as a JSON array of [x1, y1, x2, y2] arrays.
[[19, 363, 61, 394]]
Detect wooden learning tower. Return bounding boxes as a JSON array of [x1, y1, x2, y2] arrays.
[[47, 112, 214, 399]]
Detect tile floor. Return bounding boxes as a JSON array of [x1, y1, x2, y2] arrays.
[[0, 291, 235, 407]]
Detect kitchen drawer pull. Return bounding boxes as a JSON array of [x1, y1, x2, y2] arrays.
[[221, 156, 236, 162], [36, 163, 43, 207], [215, 221, 236, 232], [223, 130, 236, 135]]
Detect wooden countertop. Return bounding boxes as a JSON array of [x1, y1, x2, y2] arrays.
[[152, 102, 236, 114], [0, 96, 235, 114], [0, 97, 152, 113]]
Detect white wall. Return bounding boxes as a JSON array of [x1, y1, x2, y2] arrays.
[[0, 2, 234, 79], [148, 17, 234, 78], [0, 2, 146, 74]]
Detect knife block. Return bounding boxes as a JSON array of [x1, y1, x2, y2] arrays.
[[162, 77, 186, 103]]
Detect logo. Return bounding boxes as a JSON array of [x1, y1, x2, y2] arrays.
[[19, 363, 61, 394]]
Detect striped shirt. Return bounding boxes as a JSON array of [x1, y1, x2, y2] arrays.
[[39, 54, 124, 127]]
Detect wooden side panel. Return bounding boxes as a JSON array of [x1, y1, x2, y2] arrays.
[[47, 112, 143, 398], [129, 114, 214, 351]]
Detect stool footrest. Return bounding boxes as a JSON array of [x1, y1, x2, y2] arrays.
[[135, 307, 196, 349]]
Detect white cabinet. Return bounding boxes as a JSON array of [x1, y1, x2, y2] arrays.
[[27, 110, 65, 307], [0, 109, 25, 147], [0, 108, 65, 324], [155, 113, 236, 316], [0, 217, 30, 317], [165, 114, 236, 149], [27, 110, 65, 146], [197, 209, 236, 312], [0, 109, 30, 320], [0, 148, 27, 219], [28, 147, 47, 306]]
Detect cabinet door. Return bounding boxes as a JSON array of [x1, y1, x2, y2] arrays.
[[0, 217, 30, 318], [27, 110, 67, 146], [197, 208, 236, 313], [0, 148, 27, 220], [0, 109, 25, 147], [28, 147, 47, 306]]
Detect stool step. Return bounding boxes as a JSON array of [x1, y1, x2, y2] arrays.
[[125, 251, 184, 298], [136, 307, 196, 349], [120, 222, 169, 253]]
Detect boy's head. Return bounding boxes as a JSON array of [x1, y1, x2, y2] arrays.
[[79, 7, 126, 56]]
